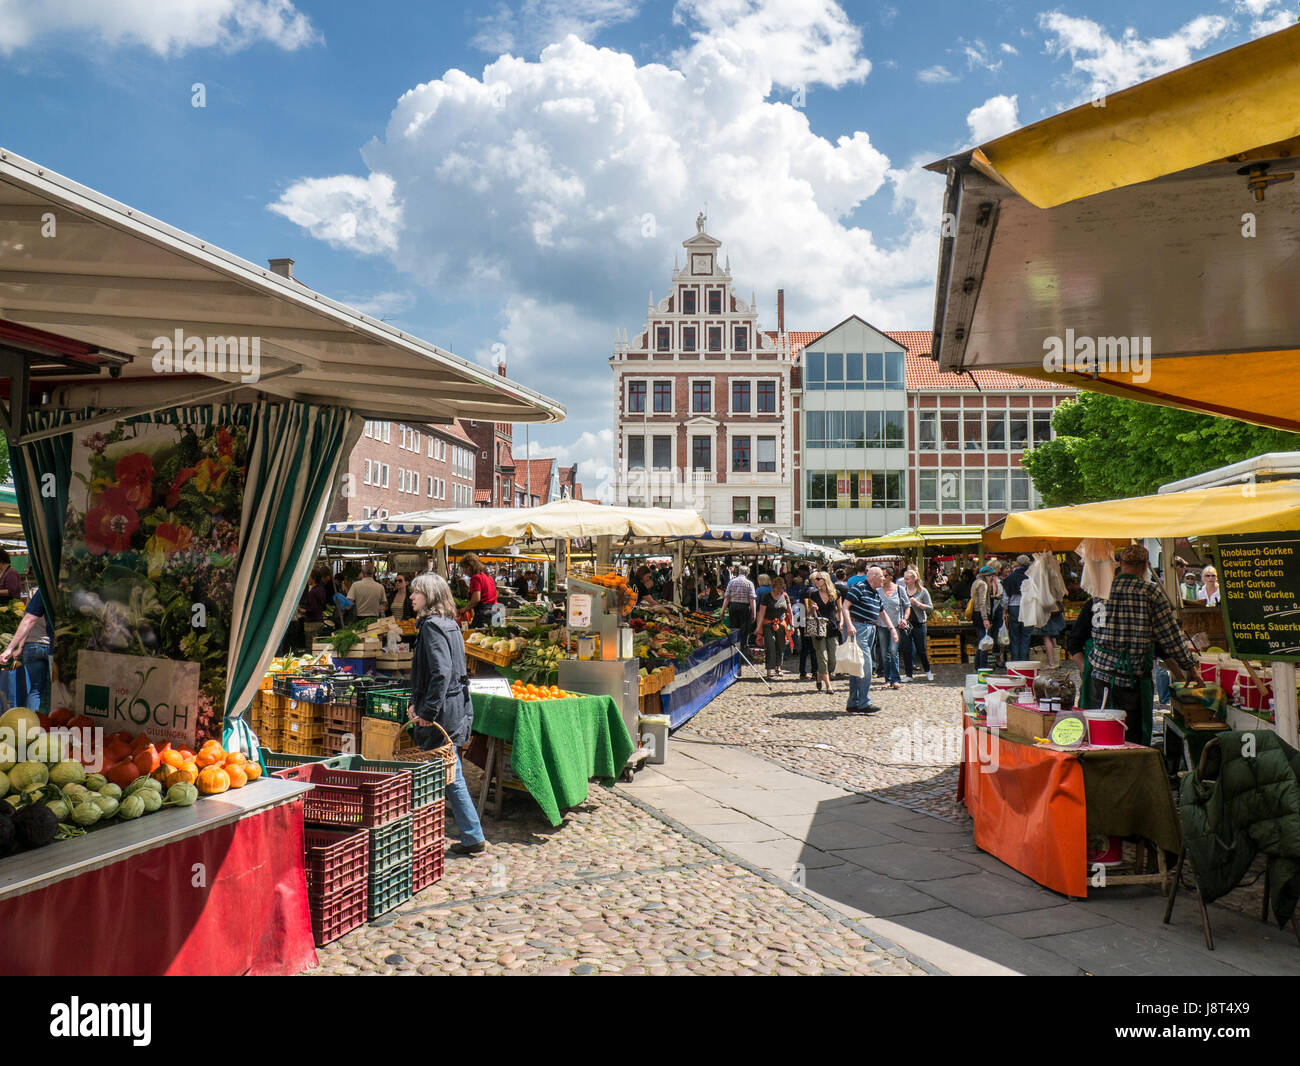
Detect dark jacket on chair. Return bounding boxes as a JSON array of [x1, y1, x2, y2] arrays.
[[409, 614, 473, 747]]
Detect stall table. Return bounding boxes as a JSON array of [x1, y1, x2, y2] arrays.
[[469, 692, 634, 825], [0, 778, 316, 975], [957, 701, 1181, 897]]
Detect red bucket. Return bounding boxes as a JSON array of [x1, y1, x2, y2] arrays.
[[1197, 659, 1218, 685], [1087, 834, 1124, 867], [1218, 664, 1240, 697], [1234, 673, 1270, 711], [1084, 709, 1126, 747]]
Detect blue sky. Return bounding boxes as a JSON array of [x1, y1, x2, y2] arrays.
[[0, 0, 1290, 495]]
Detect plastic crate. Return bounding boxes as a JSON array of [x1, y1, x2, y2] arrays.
[[275, 673, 333, 699], [327, 703, 362, 733], [311, 878, 368, 946], [368, 861, 413, 919], [412, 845, 445, 893], [284, 703, 326, 742], [367, 813, 413, 872], [412, 799, 445, 853], [304, 826, 370, 897], [335, 755, 445, 809], [324, 729, 357, 755], [274, 762, 412, 827], [363, 686, 412, 722], [261, 746, 332, 771], [281, 736, 326, 757]]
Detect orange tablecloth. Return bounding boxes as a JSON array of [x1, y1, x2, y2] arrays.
[[958, 713, 1089, 897]]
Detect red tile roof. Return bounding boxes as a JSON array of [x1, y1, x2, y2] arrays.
[[517, 458, 554, 498], [770, 327, 1074, 392], [473, 489, 491, 503], [443, 419, 475, 445], [763, 331, 823, 358]]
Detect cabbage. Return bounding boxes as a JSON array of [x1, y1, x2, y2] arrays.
[[164, 782, 198, 807], [84, 773, 108, 792], [45, 798, 70, 821], [91, 795, 118, 818], [9, 761, 48, 792], [71, 802, 102, 826], [49, 760, 86, 787], [125, 777, 161, 796], [98, 782, 122, 800], [117, 794, 145, 820], [139, 790, 163, 813]]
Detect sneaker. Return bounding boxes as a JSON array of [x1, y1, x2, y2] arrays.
[[898, 676, 911, 683], [863, 703, 884, 714], [925, 671, 934, 682], [448, 840, 487, 857]]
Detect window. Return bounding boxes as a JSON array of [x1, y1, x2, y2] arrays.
[[886, 352, 905, 389], [656, 327, 670, 352], [987, 472, 1007, 512], [653, 380, 672, 412], [964, 412, 983, 451], [807, 411, 826, 448], [825, 352, 843, 391], [398, 468, 405, 493], [883, 411, 905, 448], [1033, 411, 1052, 445], [805, 351, 824, 390], [363, 507, 372, 519], [940, 411, 960, 450], [627, 496, 646, 508], [383, 424, 390, 444], [381, 464, 390, 488], [707, 290, 721, 314], [692, 381, 711, 412], [824, 410, 844, 449], [986, 410, 1007, 450], [628, 381, 646, 413], [757, 496, 776, 523], [400, 425, 408, 449], [362, 459, 371, 485], [735, 327, 748, 352], [682, 327, 696, 352], [428, 437, 434, 458], [652, 435, 672, 471], [918, 411, 937, 451], [919, 471, 937, 510], [964, 471, 984, 510], [413, 431, 421, 453], [757, 380, 776, 412], [692, 436, 711, 473], [654, 496, 672, 508], [708, 327, 722, 352], [872, 472, 903, 509], [427, 475, 434, 497], [732, 496, 750, 523], [1011, 469, 1031, 509], [682, 290, 696, 314], [845, 353, 863, 389], [756, 436, 776, 472], [627, 437, 645, 470], [732, 381, 751, 412], [732, 436, 751, 472], [1010, 412, 1030, 450], [846, 410, 865, 448], [939, 470, 961, 510], [365, 422, 373, 439]]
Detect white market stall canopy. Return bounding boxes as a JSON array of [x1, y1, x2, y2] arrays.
[[417, 499, 707, 550], [622, 526, 850, 563], [0, 148, 565, 430]]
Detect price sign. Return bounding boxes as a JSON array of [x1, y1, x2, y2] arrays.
[[470, 677, 514, 698], [1214, 533, 1300, 661], [1048, 713, 1087, 749], [568, 593, 593, 629]]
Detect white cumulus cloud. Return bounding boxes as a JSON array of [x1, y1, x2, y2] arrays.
[[0, 0, 320, 56], [966, 94, 1019, 144], [268, 173, 402, 255], [472, 0, 640, 56]]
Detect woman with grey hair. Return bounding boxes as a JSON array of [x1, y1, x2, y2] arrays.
[[408, 572, 487, 857]]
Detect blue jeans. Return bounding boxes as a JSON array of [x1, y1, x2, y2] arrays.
[[848, 626, 876, 708], [1006, 606, 1031, 662], [22, 642, 50, 712], [446, 751, 485, 846], [1155, 665, 1171, 705], [877, 627, 901, 683]]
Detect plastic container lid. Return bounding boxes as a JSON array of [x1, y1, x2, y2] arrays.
[[1082, 709, 1126, 722]]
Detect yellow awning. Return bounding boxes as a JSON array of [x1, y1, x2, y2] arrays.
[[841, 526, 984, 551], [417, 499, 707, 549], [929, 25, 1300, 434], [1002, 480, 1300, 543]]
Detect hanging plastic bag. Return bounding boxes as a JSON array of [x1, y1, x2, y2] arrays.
[[838, 637, 865, 678], [1018, 569, 1050, 628], [978, 632, 995, 652], [997, 620, 1011, 647]]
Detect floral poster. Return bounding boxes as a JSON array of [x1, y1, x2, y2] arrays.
[[56, 419, 248, 745]]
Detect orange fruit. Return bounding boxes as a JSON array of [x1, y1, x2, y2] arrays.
[[226, 764, 248, 789], [244, 761, 262, 781], [195, 750, 224, 768], [224, 752, 248, 769], [162, 749, 186, 769], [197, 766, 230, 794]]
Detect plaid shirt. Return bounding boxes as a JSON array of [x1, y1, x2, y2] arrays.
[[1088, 573, 1195, 686], [722, 574, 756, 610]]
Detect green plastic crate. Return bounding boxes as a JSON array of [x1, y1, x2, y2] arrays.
[[368, 861, 413, 919], [368, 813, 413, 872], [335, 755, 445, 808], [363, 687, 412, 722], [260, 748, 351, 772]]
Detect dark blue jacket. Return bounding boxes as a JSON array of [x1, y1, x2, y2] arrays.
[[409, 615, 473, 747], [1001, 565, 1029, 598]]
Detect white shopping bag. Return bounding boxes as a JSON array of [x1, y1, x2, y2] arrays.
[[838, 637, 865, 678]]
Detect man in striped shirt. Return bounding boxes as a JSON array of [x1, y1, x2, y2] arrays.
[[722, 565, 757, 648], [839, 566, 899, 714]]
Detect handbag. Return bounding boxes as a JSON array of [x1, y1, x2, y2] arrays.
[[837, 635, 865, 678], [807, 615, 830, 639]]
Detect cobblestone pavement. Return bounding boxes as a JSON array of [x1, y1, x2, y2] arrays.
[[677, 658, 973, 822], [305, 769, 929, 975]]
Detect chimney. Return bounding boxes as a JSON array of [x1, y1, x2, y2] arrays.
[[497, 360, 507, 377], [268, 257, 295, 279], [777, 289, 785, 334]]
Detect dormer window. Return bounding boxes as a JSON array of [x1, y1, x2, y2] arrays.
[[681, 290, 696, 314]]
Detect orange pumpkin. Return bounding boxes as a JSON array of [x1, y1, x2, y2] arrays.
[[177, 747, 196, 762], [243, 761, 262, 781], [224, 752, 248, 769], [165, 767, 196, 789], [162, 748, 186, 769], [195, 750, 225, 768], [197, 766, 230, 794], [225, 764, 248, 789]]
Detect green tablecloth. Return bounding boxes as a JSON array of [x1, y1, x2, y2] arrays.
[[471, 693, 635, 826]]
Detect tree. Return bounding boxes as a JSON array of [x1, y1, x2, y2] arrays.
[[1020, 392, 1300, 506], [0, 434, 9, 485]]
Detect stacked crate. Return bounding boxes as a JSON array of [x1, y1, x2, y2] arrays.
[[302, 826, 370, 945], [339, 754, 447, 897], [928, 633, 966, 665]]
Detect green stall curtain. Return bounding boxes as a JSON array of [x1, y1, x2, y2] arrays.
[[223, 401, 361, 751], [10, 408, 91, 627]]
